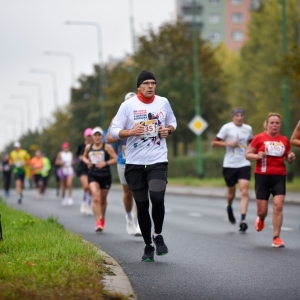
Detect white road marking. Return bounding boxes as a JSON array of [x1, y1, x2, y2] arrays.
[[188, 212, 202, 217], [269, 225, 293, 231]]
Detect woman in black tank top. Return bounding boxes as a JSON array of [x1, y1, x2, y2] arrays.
[[82, 126, 117, 232]]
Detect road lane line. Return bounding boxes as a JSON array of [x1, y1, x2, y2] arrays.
[[269, 225, 293, 231], [188, 212, 202, 217]]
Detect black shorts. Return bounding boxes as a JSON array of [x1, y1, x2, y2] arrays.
[[42, 175, 49, 185], [88, 173, 111, 189], [14, 173, 25, 182], [54, 168, 60, 182], [223, 166, 251, 187], [255, 174, 286, 200], [77, 166, 89, 177], [33, 174, 43, 186], [125, 162, 168, 191]]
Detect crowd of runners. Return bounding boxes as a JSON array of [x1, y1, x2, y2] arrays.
[[1, 70, 300, 261]]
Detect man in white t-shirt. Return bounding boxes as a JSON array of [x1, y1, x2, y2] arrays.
[[211, 108, 253, 232], [110, 70, 177, 262]]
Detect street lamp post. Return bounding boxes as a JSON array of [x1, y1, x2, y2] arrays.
[[4, 105, 25, 135], [0, 116, 19, 138], [30, 69, 58, 109], [19, 82, 43, 128], [10, 94, 32, 131], [192, 0, 204, 178], [65, 21, 105, 127], [129, 0, 138, 90], [44, 51, 75, 86]]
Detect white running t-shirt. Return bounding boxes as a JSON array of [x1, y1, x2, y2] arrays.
[[110, 95, 177, 165], [216, 122, 253, 168], [60, 151, 73, 175]]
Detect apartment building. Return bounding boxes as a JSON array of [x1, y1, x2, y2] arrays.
[[176, 0, 261, 51]]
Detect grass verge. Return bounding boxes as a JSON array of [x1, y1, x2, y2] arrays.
[[0, 200, 128, 300], [167, 177, 300, 192]]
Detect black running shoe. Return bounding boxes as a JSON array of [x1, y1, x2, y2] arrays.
[[142, 245, 155, 262], [152, 235, 168, 256], [239, 221, 248, 233], [227, 206, 236, 224]]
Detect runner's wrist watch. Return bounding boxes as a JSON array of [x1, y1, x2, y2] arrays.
[[168, 128, 172, 135]]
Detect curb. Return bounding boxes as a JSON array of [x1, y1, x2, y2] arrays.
[[98, 248, 137, 299]]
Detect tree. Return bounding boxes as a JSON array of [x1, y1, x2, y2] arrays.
[[228, 0, 299, 134]]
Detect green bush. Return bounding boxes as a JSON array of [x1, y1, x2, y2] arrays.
[[168, 152, 224, 178]]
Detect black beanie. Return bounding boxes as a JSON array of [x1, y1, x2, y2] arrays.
[[137, 70, 156, 87]]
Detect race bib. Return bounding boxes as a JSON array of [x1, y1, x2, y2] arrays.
[[122, 145, 126, 159], [234, 143, 247, 155], [135, 119, 159, 139], [89, 151, 104, 164], [3, 165, 10, 171], [264, 141, 285, 157], [15, 161, 23, 168]]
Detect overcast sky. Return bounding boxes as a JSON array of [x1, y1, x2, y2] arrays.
[[0, 0, 176, 151]]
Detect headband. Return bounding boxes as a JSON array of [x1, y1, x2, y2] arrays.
[[231, 108, 244, 117]]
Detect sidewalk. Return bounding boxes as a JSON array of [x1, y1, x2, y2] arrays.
[[165, 186, 300, 204], [111, 184, 300, 204]]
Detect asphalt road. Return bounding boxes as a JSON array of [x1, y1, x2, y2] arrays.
[[4, 187, 300, 300]]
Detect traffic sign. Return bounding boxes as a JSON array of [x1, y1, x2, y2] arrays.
[[188, 115, 208, 136]]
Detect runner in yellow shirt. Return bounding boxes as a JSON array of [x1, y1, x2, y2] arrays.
[[9, 142, 30, 204]]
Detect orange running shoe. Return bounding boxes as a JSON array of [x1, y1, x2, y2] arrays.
[[272, 237, 285, 248], [254, 217, 265, 232], [95, 218, 105, 232]]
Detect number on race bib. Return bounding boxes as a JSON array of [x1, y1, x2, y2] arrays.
[[135, 119, 159, 138]]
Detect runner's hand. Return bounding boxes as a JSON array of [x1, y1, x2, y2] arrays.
[[227, 140, 239, 147], [131, 124, 144, 136], [287, 152, 296, 163], [158, 126, 169, 138], [95, 161, 106, 169], [257, 151, 266, 160]]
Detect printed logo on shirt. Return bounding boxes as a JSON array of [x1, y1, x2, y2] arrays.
[[133, 109, 147, 120], [264, 141, 285, 157]]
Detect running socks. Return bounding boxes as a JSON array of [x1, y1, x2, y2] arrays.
[[126, 211, 133, 220], [241, 214, 246, 221], [83, 191, 89, 203]]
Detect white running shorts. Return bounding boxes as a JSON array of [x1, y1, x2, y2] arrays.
[[117, 164, 127, 185]]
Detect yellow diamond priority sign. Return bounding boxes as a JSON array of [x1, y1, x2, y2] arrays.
[[188, 115, 208, 136]]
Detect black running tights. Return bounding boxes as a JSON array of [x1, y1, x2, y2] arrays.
[[132, 179, 166, 245], [3, 172, 11, 192]]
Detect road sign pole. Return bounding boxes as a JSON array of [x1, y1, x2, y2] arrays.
[[192, 0, 204, 177], [281, 0, 292, 181]]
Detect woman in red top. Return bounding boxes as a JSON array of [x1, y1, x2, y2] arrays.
[[246, 112, 295, 248]]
